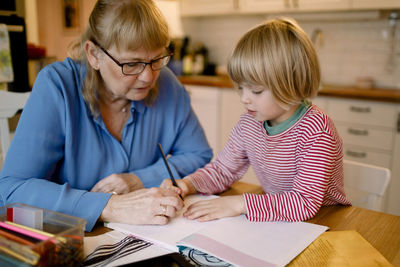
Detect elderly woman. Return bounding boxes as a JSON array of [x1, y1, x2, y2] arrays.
[[0, 0, 212, 231]]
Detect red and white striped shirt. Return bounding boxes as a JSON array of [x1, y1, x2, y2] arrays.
[[189, 105, 351, 222]]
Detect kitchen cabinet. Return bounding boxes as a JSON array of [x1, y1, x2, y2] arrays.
[[352, 0, 400, 9], [180, 0, 237, 16], [179, 0, 398, 17], [180, 0, 351, 16], [391, 123, 400, 217], [187, 85, 222, 157], [187, 85, 260, 185], [314, 96, 400, 215], [240, 0, 351, 13]]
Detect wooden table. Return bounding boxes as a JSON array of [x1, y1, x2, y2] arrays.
[[88, 182, 400, 266]]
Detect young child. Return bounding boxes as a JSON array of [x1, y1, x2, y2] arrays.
[[162, 18, 351, 222]]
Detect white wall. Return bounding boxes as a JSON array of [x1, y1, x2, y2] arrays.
[[182, 13, 400, 89]]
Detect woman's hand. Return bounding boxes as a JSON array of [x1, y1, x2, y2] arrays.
[[91, 173, 144, 194], [183, 195, 246, 222], [100, 188, 184, 225], [160, 177, 197, 197]]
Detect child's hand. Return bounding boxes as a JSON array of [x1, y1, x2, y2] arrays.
[[160, 177, 196, 197], [183, 195, 246, 222]]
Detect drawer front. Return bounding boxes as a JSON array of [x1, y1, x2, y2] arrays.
[[336, 124, 394, 151], [343, 146, 392, 169], [328, 99, 397, 128]]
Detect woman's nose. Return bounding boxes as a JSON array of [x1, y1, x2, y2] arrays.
[[137, 64, 154, 82]]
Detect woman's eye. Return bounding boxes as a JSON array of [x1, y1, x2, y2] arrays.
[[126, 62, 140, 67]]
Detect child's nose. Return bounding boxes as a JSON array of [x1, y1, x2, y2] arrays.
[[240, 92, 251, 104]]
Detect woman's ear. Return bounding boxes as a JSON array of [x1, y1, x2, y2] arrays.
[[85, 40, 100, 70]]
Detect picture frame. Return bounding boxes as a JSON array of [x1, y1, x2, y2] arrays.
[[61, 0, 80, 32]]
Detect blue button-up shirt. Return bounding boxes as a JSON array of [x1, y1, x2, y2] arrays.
[[0, 58, 212, 231]]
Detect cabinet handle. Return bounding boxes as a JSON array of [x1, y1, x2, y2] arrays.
[[397, 113, 400, 133], [284, 0, 290, 8], [347, 128, 369, 136], [349, 106, 371, 113], [346, 150, 367, 158], [292, 0, 299, 8]]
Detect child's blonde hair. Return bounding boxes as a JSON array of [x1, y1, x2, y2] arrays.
[[228, 18, 320, 108], [70, 0, 170, 114]]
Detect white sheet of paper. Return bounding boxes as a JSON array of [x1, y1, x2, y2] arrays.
[[177, 216, 328, 267]]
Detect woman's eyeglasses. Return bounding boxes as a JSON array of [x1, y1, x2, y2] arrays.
[[96, 44, 172, 75]]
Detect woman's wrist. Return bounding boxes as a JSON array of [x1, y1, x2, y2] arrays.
[[99, 195, 115, 222]]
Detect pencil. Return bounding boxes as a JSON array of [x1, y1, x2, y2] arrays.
[[158, 143, 184, 200], [5, 221, 66, 243], [0, 221, 49, 241]]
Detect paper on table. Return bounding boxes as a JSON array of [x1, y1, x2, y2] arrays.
[[106, 194, 218, 252], [177, 216, 328, 267]]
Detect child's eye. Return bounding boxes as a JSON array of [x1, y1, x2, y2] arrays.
[[252, 90, 263, 95]]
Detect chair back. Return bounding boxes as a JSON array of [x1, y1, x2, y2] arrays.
[[343, 159, 390, 212], [0, 90, 30, 165]]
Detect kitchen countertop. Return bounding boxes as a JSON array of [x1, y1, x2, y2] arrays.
[[178, 75, 400, 103]]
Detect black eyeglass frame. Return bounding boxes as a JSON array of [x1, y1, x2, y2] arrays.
[[96, 44, 173, 75]]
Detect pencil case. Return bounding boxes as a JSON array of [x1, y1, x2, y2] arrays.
[[0, 203, 86, 266]]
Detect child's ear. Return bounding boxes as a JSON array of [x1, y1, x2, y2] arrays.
[[84, 40, 101, 70]]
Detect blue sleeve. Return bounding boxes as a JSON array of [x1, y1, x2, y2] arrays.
[[132, 68, 213, 187], [0, 62, 110, 232]]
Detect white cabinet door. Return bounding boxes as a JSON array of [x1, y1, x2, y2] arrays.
[[219, 89, 243, 152], [297, 0, 351, 11], [352, 0, 400, 9], [180, 0, 237, 16], [239, 0, 287, 13], [220, 89, 260, 185], [325, 97, 399, 215], [240, 0, 350, 13], [389, 108, 400, 216], [187, 85, 221, 159]]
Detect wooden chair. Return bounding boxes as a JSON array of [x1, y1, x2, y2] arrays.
[[343, 159, 391, 212], [0, 90, 30, 166]]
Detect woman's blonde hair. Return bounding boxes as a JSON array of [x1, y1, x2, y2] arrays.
[[228, 18, 320, 108], [69, 0, 170, 114]]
